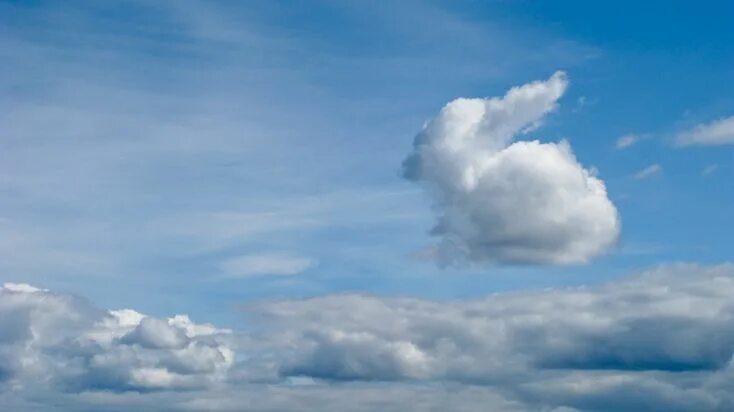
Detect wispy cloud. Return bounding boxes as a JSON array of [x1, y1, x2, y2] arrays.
[[702, 164, 719, 176], [219, 253, 316, 278], [0, 0, 592, 287], [615, 133, 641, 149], [633, 163, 662, 180], [675, 115, 734, 146]]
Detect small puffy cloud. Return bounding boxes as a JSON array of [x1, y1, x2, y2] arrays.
[[219, 253, 316, 277], [615, 134, 640, 149], [633, 163, 662, 180], [676, 116, 734, 146], [402, 72, 619, 265]]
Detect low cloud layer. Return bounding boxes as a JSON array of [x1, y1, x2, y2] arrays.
[[5, 263, 734, 410], [0, 283, 234, 394], [402, 72, 619, 265]]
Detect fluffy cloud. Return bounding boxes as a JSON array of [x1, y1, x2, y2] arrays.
[[403, 72, 619, 265], [252, 264, 734, 380], [676, 116, 734, 146], [246, 263, 734, 411], [0, 283, 234, 394], [6, 264, 734, 411]]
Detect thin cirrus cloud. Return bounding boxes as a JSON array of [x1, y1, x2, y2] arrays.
[[402, 72, 620, 265], [218, 253, 316, 278], [633, 163, 663, 180], [6, 264, 734, 411], [676, 115, 734, 146], [702, 164, 719, 176], [614, 133, 640, 149]]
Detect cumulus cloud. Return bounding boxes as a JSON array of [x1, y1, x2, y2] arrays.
[[7, 264, 734, 411], [402, 72, 619, 265], [676, 116, 734, 146], [243, 263, 734, 411], [633, 163, 662, 180], [251, 264, 734, 381], [0, 283, 234, 394]]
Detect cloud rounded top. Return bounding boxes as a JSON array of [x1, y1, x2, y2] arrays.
[[403, 72, 619, 265]]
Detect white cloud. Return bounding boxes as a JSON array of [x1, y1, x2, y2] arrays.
[[5, 264, 734, 410], [615, 134, 640, 149], [0, 283, 234, 393], [676, 116, 734, 146], [219, 253, 316, 277], [252, 263, 734, 384], [240, 263, 734, 411], [633, 163, 662, 180], [402, 72, 619, 265]]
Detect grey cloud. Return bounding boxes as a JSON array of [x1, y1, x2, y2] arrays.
[[120, 318, 190, 350], [240, 264, 734, 411], [5, 264, 734, 410], [257, 264, 734, 382], [0, 283, 233, 394]]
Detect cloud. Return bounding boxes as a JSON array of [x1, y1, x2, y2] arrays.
[[219, 253, 316, 278], [0, 283, 234, 394], [402, 72, 619, 265], [633, 164, 662, 180], [243, 263, 734, 411], [702, 164, 719, 176], [252, 264, 734, 382], [615, 134, 640, 149], [6, 264, 734, 410], [676, 116, 734, 146]]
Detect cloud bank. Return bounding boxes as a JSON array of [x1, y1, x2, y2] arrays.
[[402, 72, 619, 265], [6, 264, 734, 410]]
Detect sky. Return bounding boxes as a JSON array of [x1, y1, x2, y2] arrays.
[[1, 1, 734, 411]]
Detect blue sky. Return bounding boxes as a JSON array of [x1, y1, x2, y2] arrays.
[[2, 1, 734, 324], [2, 2, 734, 410]]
